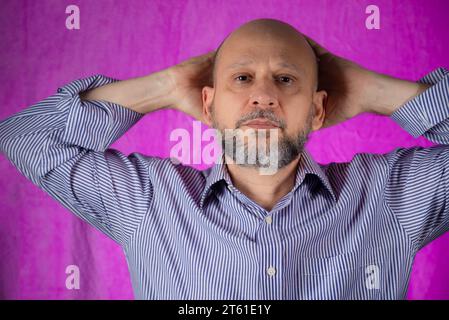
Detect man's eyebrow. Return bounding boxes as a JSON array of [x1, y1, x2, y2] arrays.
[[226, 60, 305, 75], [277, 62, 305, 74]]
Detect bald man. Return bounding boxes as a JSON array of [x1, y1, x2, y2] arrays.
[[1, 18, 449, 300], [202, 20, 326, 211]]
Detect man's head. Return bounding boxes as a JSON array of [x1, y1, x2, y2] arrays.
[[202, 18, 326, 170]]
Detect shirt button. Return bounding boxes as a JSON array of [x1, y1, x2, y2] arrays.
[[267, 266, 276, 276], [265, 215, 272, 225]]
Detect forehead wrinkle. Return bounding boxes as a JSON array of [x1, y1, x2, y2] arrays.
[[225, 59, 306, 76]]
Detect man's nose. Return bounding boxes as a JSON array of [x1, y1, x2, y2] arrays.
[[249, 79, 279, 108]]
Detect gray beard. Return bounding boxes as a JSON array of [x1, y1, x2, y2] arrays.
[[212, 120, 312, 170]]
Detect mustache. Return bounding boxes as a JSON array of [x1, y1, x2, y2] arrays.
[[235, 109, 286, 129]]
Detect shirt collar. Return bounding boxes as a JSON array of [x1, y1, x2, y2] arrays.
[[295, 148, 337, 203], [200, 153, 232, 209], [199, 149, 337, 210]]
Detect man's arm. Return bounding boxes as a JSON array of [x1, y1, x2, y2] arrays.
[[0, 71, 175, 246], [306, 36, 449, 251], [78, 69, 176, 114], [363, 73, 431, 117], [305, 36, 432, 127], [0, 49, 214, 246], [380, 67, 449, 252]]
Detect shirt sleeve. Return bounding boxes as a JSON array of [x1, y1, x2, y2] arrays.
[[0, 74, 156, 247], [384, 67, 449, 251]]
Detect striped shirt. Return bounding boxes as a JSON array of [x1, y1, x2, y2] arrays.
[[0, 68, 448, 300]]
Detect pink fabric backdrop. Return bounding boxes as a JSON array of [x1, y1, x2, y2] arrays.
[[0, 0, 448, 299]]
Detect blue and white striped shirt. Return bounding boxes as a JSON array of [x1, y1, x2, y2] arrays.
[[1, 68, 449, 300]]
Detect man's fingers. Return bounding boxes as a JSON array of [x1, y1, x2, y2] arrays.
[[182, 50, 216, 66], [201, 50, 216, 61], [305, 36, 329, 57]]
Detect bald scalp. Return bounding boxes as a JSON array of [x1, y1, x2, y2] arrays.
[[212, 18, 319, 90]]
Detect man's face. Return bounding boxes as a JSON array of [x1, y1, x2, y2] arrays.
[[202, 31, 325, 170]]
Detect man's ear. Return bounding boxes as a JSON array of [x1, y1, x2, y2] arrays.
[[202, 86, 215, 127], [311, 90, 327, 131]]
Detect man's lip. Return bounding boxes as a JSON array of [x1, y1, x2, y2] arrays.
[[242, 119, 280, 127]]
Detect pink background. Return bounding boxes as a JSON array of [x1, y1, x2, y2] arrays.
[[0, 0, 448, 299]]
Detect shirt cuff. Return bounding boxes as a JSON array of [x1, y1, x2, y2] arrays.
[[57, 74, 145, 151], [389, 67, 449, 138]]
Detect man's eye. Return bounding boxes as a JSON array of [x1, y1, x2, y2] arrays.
[[235, 75, 249, 82], [278, 76, 294, 84]]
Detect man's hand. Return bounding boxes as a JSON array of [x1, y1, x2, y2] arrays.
[[306, 36, 430, 128], [306, 37, 378, 128], [168, 50, 216, 123]]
